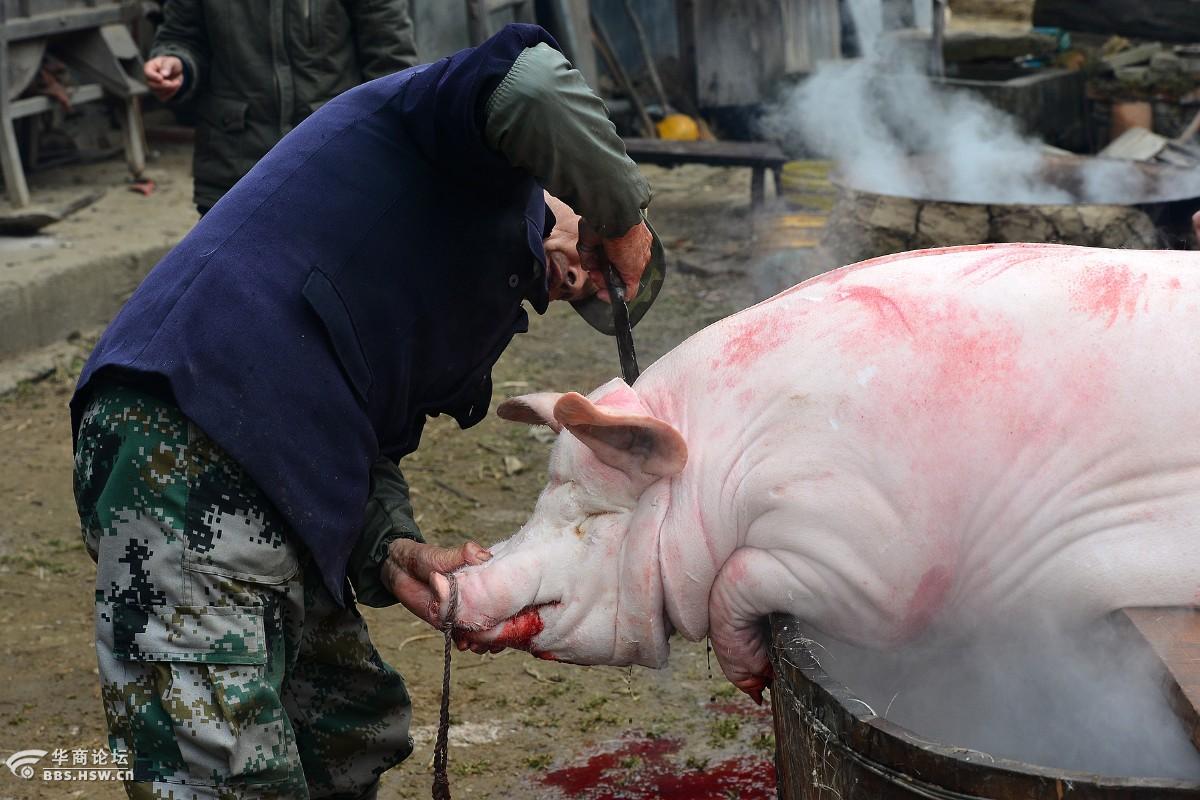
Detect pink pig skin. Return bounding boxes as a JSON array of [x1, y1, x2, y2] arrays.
[[442, 243, 1200, 701]]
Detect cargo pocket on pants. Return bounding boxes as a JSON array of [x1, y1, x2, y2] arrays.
[[110, 603, 298, 788]]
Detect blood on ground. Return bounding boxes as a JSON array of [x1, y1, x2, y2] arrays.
[[539, 735, 775, 800]]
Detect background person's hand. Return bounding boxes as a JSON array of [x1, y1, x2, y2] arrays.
[[577, 219, 653, 302], [380, 538, 491, 627], [143, 56, 185, 102]]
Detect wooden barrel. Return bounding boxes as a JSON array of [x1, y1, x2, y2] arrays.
[[769, 615, 1200, 799]]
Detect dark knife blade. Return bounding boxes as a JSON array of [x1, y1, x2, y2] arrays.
[[603, 265, 640, 384]]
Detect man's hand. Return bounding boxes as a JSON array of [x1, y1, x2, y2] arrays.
[[578, 219, 653, 303], [143, 56, 185, 102], [381, 538, 491, 627]]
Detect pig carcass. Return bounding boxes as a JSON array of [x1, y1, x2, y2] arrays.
[[437, 244, 1200, 701]]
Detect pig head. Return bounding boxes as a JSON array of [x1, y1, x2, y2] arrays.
[[443, 378, 687, 671]]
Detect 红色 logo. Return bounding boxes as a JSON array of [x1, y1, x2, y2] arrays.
[[5, 749, 47, 779]]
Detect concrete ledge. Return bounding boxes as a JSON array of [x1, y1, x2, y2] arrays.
[[0, 143, 196, 369], [0, 244, 172, 362]]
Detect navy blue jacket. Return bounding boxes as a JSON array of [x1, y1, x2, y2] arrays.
[[72, 25, 560, 602]]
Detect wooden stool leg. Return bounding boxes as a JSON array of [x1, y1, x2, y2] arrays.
[[0, 114, 31, 208], [118, 96, 147, 178], [772, 166, 784, 201], [751, 166, 765, 210]]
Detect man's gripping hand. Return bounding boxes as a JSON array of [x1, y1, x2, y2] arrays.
[[381, 539, 491, 626], [578, 219, 653, 303], [144, 56, 185, 102]]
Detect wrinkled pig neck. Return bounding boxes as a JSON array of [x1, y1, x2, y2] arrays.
[[639, 371, 769, 641]]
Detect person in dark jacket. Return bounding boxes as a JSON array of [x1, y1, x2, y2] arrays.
[[73, 24, 664, 797], [144, 0, 419, 212]]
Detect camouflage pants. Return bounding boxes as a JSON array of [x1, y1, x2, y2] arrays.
[[73, 383, 414, 799]]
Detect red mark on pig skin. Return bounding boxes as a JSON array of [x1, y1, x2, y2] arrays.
[[540, 735, 776, 799], [1071, 265, 1148, 328], [488, 606, 544, 649], [794, 243, 1053, 294], [840, 286, 914, 337], [719, 319, 791, 370], [900, 566, 952, 640], [959, 248, 1042, 282], [929, 326, 1020, 406]]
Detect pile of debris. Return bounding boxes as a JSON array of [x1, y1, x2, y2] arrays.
[[1091, 38, 1200, 106], [1089, 39, 1200, 170]]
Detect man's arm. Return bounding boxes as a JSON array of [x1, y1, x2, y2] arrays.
[[393, 25, 651, 295], [348, 458, 492, 616], [147, 0, 209, 104], [484, 43, 650, 240], [346, 0, 420, 81], [346, 457, 425, 608]]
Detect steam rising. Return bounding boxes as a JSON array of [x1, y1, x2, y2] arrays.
[[760, 2, 1200, 205], [782, 617, 1200, 780]]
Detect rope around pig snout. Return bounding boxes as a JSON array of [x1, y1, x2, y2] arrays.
[[432, 573, 459, 800]]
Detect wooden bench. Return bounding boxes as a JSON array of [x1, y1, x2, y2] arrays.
[[622, 138, 788, 210]]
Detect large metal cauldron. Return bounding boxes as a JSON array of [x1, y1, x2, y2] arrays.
[[821, 153, 1200, 266]]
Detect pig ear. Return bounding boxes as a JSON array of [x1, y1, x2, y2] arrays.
[[497, 393, 564, 432], [553, 392, 688, 480]]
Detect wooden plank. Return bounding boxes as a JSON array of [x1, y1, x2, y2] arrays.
[[692, 0, 787, 107], [0, 117, 29, 207], [623, 137, 788, 168], [622, 0, 670, 110], [793, 0, 841, 73], [0, 31, 31, 208], [1101, 127, 1170, 162], [591, 14, 654, 138], [464, 0, 489, 46], [673, 0, 698, 110], [484, 0, 527, 11], [8, 83, 105, 119], [548, 0, 596, 91], [1103, 43, 1164, 71], [1, 5, 129, 42], [1123, 607, 1200, 753]]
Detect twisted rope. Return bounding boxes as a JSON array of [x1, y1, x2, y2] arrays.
[[432, 573, 458, 800]]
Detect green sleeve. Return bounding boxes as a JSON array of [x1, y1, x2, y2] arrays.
[[148, 0, 209, 105], [347, 457, 425, 608], [346, 0, 420, 80], [484, 43, 651, 237]]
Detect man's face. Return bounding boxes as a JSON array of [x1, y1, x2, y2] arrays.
[[543, 193, 599, 302]]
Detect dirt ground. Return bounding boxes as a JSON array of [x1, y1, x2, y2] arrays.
[[0, 163, 814, 799]]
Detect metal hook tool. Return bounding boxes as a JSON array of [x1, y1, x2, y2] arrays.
[[603, 264, 640, 384]]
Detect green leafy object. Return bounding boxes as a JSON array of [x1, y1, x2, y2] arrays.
[[524, 753, 552, 770]]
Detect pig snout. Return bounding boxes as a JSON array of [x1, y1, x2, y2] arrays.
[[438, 544, 565, 657], [455, 605, 558, 658]]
